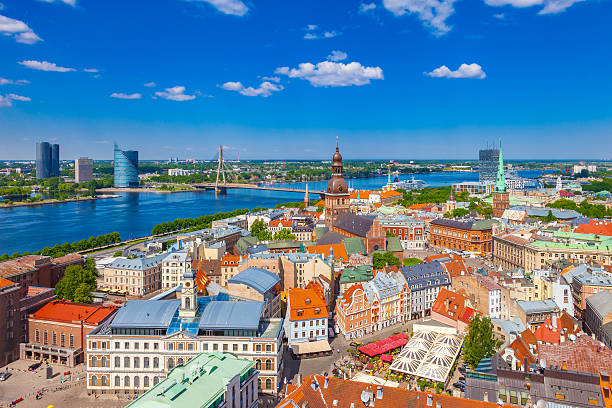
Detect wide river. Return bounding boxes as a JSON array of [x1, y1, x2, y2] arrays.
[[0, 171, 542, 254]]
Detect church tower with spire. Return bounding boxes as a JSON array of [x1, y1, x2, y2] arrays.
[[325, 139, 350, 227], [492, 139, 510, 218]]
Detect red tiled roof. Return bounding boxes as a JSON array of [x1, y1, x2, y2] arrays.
[[0, 255, 44, 277], [539, 335, 612, 374], [288, 287, 328, 321], [574, 220, 612, 237], [432, 288, 477, 324], [442, 259, 469, 277], [26, 286, 54, 297], [51, 253, 83, 265], [277, 374, 513, 408], [358, 333, 409, 357], [424, 253, 463, 264], [307, 243, 348, 261], [533, 324, 560, 344], [29, 299, 116, 326]]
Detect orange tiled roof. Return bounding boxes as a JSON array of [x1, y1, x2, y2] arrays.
[[306, 243, 348, 261], [306, 281, 325, 301], [408, 203, 435, 210], [221, 254, 240, 266], [29, 299, 116, 326], [574, 220, 612, 236], [0, 277, 16, 289], [432, 288, 477, 324], [196, 270, 211, 292], [277, 374, 513, 408], [424, 253, 462, 263], [51, 253, 83, 265], [288, 287, 328, 321], [380, 190, 402, 199], [539, 334, 612, 375], [350, 190, 373, 199], [508, 329, 538, 368], [0, 255, 44, 277], [442, 259, 469, 277]]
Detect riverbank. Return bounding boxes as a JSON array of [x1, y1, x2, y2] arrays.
[[96, 187, 195, 194], [0, 194, 119, 209]]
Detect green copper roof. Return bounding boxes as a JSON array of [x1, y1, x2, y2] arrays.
[[314, 226, 329, 240], [344, 237, 366, 255], [339, 265, 373, 284], [530, 240, 612, 251], [126, 353, 255, 408], [495, 141, 506, 193], [386, 236, 404, 252]]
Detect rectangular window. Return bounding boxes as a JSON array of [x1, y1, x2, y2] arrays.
[[115, 342, 120, 350], [144, 342, 149, 350], [61, 333, 65, 347], [213, 344, 218, 351], [223, 344, 228, 352], [243, 344, 248, 352], [134, 357, 139, 368], [124, 342, 130, 350], [203, 343, 208, 351], [52, 332, 57, 345], [70, 334, 74, 348], [521, 392, 529, 405], [510, 391, 518, 404]]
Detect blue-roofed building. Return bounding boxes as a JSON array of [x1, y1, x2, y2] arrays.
[[86, 279, 285, 396], [400, 261, 451, 319], [227, 267, 281, 317]]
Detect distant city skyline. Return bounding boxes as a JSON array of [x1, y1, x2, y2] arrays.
[[1, 0, 611, 160]]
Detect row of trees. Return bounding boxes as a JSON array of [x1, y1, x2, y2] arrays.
[[0, 232, 122, 261], [250, 219, 297, 241], [546, 198, 612, 218], [55, 257, 98, 303], [151, 208, 254, 235], [583, 177, 612, 193]]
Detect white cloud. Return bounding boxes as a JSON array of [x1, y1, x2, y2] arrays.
[[0, 14, 43, 44], [327, 50, 348, 62], [191, 0, 248, 16], [360, 2, 377, 12], [382, 0, 456, 35], [221, 81, 283, 97], [83, 68, 99, 73], [154, 86, 196, 101], [0, 93, 30, 107], [0, 77, 29, 85], [110, 92, 142, 100], [19, 60, 75, 72], [484, 0, 582, 14], [261, 76, 280, 82], [304, 33, 317, 40], [95, 140, 110, 144], [425, 63, 486, 79], [144, 81, 156, 87], [323, 31, 338, 38], [275, 60, 384, 87], [493, 13, 506, 18], [306, 24, 318, 30], [38, 0, 76, 6]]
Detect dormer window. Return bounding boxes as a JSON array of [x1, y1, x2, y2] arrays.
[[297, 310, 303, 316], [305, 298, 311, 305], [315, 308, 320, 314]]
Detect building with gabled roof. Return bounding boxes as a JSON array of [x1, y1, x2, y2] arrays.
[[104, 253, 166, 296], [332, 213, 386, 253], [400, 262, 451, 319], [285, 287, 329, 348], [431, 288, 477, 333]]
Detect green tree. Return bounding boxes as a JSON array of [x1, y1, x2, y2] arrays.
[[113, 250, 123, 257], [403, 257, 422, 267], [250, 219, 273, 240], [54, 262, 97, 303], [451, 208, 470, 218], [273, 229, 297, 240], [385, 230, 396, 237], [462, 314, 503, 369], [373, 252, 401, 269], [542, 210, 557, 222]]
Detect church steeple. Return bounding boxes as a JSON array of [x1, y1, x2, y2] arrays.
[[495, 139, 506, 193]]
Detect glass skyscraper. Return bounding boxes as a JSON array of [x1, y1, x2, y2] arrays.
[[113, 143, 139, 188], [36, 141, 59, 179], [479, 148, 499, 184]]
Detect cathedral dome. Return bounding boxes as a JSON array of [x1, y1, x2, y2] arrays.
[[333, 147, 342, 165], [327, 177, 348, 195]]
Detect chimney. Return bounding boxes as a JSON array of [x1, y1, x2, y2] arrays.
[[311, 380, 318, 391], [376, 386, 383, 399]]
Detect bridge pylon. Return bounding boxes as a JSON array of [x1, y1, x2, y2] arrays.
[[215, 145, 227, 195]]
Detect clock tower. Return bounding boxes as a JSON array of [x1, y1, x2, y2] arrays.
[[325, 140, 350, 227], [179, 269, 198, 319]]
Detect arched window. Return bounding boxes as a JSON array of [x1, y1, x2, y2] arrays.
[[91, 375, 97, 386], [265, 359, 272, 371], [265, 378, 272, 390], [115, 376, 120, 386], [124, 356, 130, 368], [255, 359, 261, 370], [154, 376, 160, 385], [114, 356, 120, 367], [153, 357, 159, 368], [257, 379, 262, 390], [144, 357, 150, 368], [185, 297, 191, 309], [91, 356, 97, 367], [101, 356, 107, 367], [177, 358, 184, 366], [134, 376, 140, 388], [101, 376, 108, 386], [168, 358, 174, 369], [144, 376, 149, 388], [124, 376, 130, 387]]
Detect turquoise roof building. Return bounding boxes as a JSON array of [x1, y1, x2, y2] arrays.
[[126, 352, 257, 408]]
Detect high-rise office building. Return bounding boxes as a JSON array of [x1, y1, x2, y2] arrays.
[[75, 157, 93, 183], [50, 143, 60, 177], [35, 142, 60, 179], [478, 148, 499, 184], [113, 143, 139, 188], [36, 142, 51, 179]]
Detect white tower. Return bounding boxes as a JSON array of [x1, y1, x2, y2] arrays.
[[179, 269, 198, 319]]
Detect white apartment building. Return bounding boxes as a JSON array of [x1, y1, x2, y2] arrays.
[[161, 249, 192, 290], [103, 254, 165, 296]]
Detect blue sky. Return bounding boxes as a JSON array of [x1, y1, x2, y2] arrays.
[[0, 0, 610, 160]]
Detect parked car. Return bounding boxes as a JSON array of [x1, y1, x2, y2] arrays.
[[0, 372, 11, 381]]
